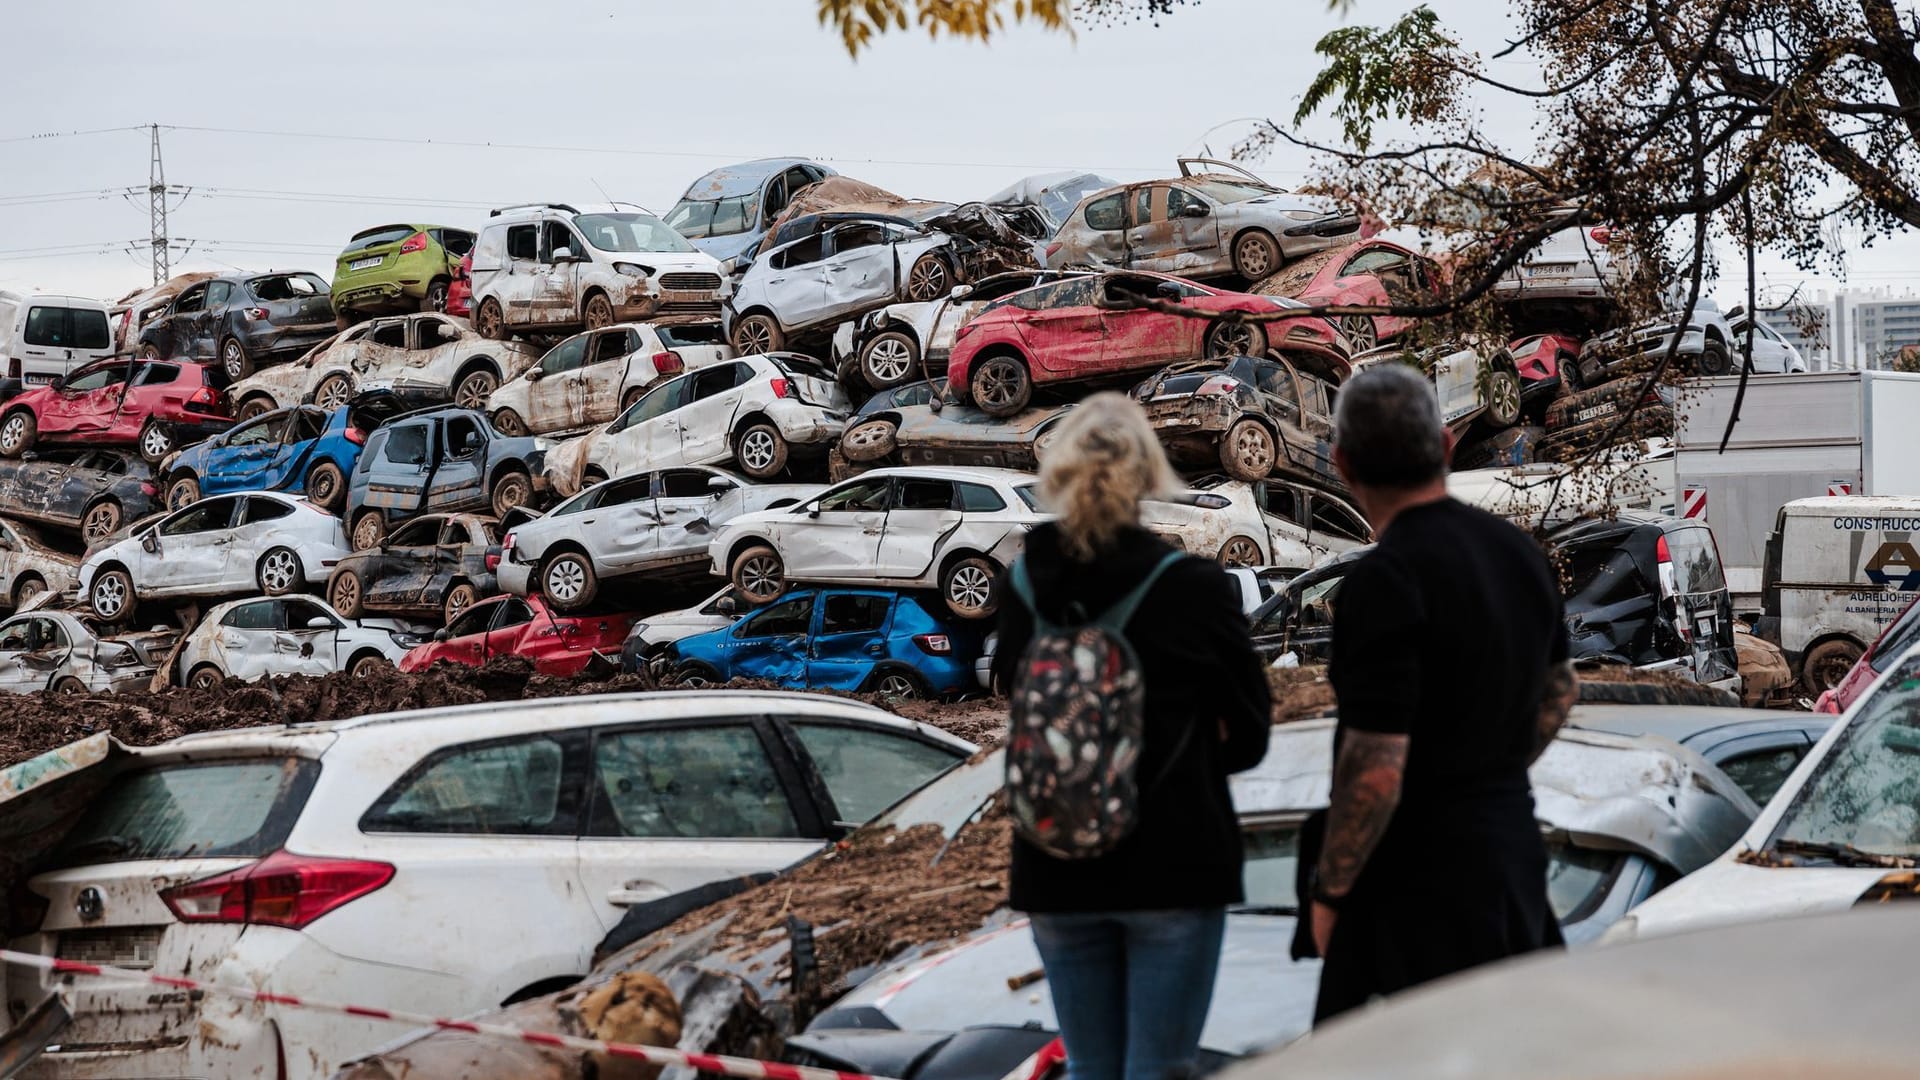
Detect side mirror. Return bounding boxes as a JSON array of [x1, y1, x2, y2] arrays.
[[948, 284, 974, 301], [526, 367, 544, 381], [707, 475, 732, 492], [432, 628, 450, 642], [139, 532, 158, 554], [552, 246, 576, 263], [1155, 281, 1184, 300], [306, 616, 332, 629], [717, 595, 739, 615], [1182, 203, 1211, 218], [1725, 304, 1747, 320]]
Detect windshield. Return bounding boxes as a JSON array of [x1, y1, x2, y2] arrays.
[[1770, 657, 1920, 859], [249, 273, 329, 301], [1188, 178, 1282, 204], [44, 758, 318, 868], [663, 196, 760, 240], [573, 213, 696, 254]]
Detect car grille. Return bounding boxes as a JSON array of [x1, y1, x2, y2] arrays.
[[59, 926, 163, 970], [658, 301, 723, 316], [659, 273, 722, 292]]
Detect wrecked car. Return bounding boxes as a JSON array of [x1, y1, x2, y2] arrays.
[[326, 512, 499, 625], [985, 171, 1120, 238], [727, 218, 967, 354], [0, 608, 175, 693], [136, 271, 337, 382], [498, 465, 819, 611], [484, 321, 732, 437], [1351, 340, 1529, 431], [0, 448, 161, 546], [1493, 220, 1631, 308], [344, 405, 548, 549], [1138, 474, 1369, 568], [0, 356, 233, 466], [831, 270, 1091, 391], [470, 203, 730, 340], [160, 399, 378, 514], [1046, 159, 1360, 280], [947, 271, 1351, 418], [0, 515, 77, 610], [1248, 547, 1370, 664], [833, 380, 1071, 480], [331, 224, 475, 320], [665, 158, 838, 271], [1580, 301, 1739, 381], [618, 584, 744, 675], [226, 312, 543, 419], [397, 591, 633, 676], [1131, 353, 1340, 484], [1538, 375, 1677, 461], [174, 594, 421, 687], [108, 272, 215, 357], [1283, 233, 1447, 352], [0, 691, 969, 1080]]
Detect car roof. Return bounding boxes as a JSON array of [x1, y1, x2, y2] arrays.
[[681, 158, 824, 199], [838, 465, 1037, 486], [1571, 704, 1834, 752]]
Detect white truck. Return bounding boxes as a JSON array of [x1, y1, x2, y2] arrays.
[[1759, 495, 1920, 691]]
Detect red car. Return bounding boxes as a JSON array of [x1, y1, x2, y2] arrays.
[[1814, 592, 1920, 714], [1507, 332, 1582, 392], [947, 270, 1350, 417], [444, 252, 473, 318], [398, 591, 635, 676], [0, 357, 231, 465], [1291, 236, 1446, 351]]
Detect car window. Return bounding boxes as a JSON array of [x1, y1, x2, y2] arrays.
[[1341, 248, 1410, 277], [738, 594, 814, 638], [445, 599, 498, 639], [1261, 485, 1305, 526], [815, 477, 892, 514], [0, 620, 35, 652], [537, 335, 589, 376], [220, 600, 281, 631], [283, 598, 334, 629], [1295, 573, 1345, 633], [133, 362, 175, 387], [820, 594, 890, 635], [444, 415, 484, 458], [1131, 186, 1156, 226], [1717, 743, 1810, 805], [541, 221, 582, 261], [895, 478, 956, 511], [657, 469, 723, 498], [771, 235, 827, 270], [225, 414, 283, 448], [589, 475, 653, 509], [1167, 186, 1203, 218], [363, 734, 577, 836], [440, 229, 476, 257], [240, 496, 294, 525], [573, 212, 694, 254], [1545, 841, 1623, 924], [586, 330, 632, 366], [370, 322, 408, 349], [60, 365, 125, 393], [506, 224, 538, 261], [45, 759, 318, 867], [957, 482, 1007, 512], [161, 497, 237, 536], [386, 517, 438, 547], [1769, 655, 1920, 859], [828, 222, 890, 256], [26, 307, 110, 350], [418, 318, 462, 349], [1666, 525, 1726, 594], [288, 409, 327, 443], [588, 725, 800, 839], [383, 422, 431, 466], [205, 281, 233, 309], [172, 287, 207, 315], [1084, 193, 1125, 231], [493, 598, 536, 631], [613, 374, 692, 431], [691, 363, 744, 402], [1558, 539, 1652, 607], [248, 274, 327, 301], [788, 721, 961, 824], [1253, 359, 1299, 403], [1309, 498, 1369, 542], [440, 521, 471, 546]]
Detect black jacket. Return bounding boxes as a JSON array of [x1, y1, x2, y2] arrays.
[[994, 524, 1272, 913]]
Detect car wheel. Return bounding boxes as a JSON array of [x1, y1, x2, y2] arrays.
[[673, 660, 723, 688], [942, 556, 999, 619], [1232, 230, 1283, 280], [350, 652, 391, 678], [970, 354, 1032, 417], [1339, 315, 1377, 353], [90, 568, 135, 622], [221, 337, 253, 382], [541, 552, 599, 611], [236, 396, 276, 422], [734, 423, 789, 479], [1219, 419, 1277, 481], [305, 461, 346, 512], [80, 500, 122, 544], [314, 373, 354, 411], [1217, 535, 1264, 567], [730, 545, 787, 605], [730, 314, 784, 354], [329, 569, 365, 619], [257, 546, 304, 596], [860, 331, 920, 389], [492, 408, 529, 437], [1696, 338, 1732, 376], [620, 386, 646, 412], [12, 575, 44, 609], [905, 255, 951, 302], [454, 368, 499, 411], [167, 475, 201, 511], [351, 512, 386, 551], [52, 676, 86, 696], [138, 344, 163, 361], [0, 411, 36, 458], [188, 664, 223, 691], [138, 421, 174, 464], [583, 292, 615, 330], [841, 419, 899, 463], [423, 277, 451, 314], [1803, 639, 1863, 694], [476, 298, 508, 340], [1204, 320, 1267, 359], [870, 668, 926, 700], [1483, 364, 1523, 429], [583, 467, 610, 488], [491, 470, 533, 517], [442, 582, 479, 624]]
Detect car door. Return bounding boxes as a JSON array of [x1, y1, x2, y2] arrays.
[[1094, 273, 1190, 369], [483, 596, 538, 661], [1663, 523, 1738, 684], [573, 718, 820, 928], [536, 221, 583, 325], [429, 517, 474, 598], [277, 596, 344, 676], [651, 468, 727, 560], [804, 592, 893, 690], [149, 496, 243, 593], [44, 362, 132, 436], [875, 476, 961, 579], [1016, 278, 1107, 376], [268, 407, 329, 486], [158, 284, 209, 359], [367, 517, 441, 606], [499, 224, 543, 324], [579, 327, 639, 425], [717, 594, 814, 685], [208, 598, 281, 681], [600, 373, 693, 476], [0, 616, 50, 693], [1253, 482, 1317, 568], [195, 280, 234, 359], [431, 414, 487, 511], [776, 715, 968, 829], [435, 596, 500, 666], [206, 412, 288, 494], [673, 362, 750, 466], [362, 420, 435, 518], [1076, 190, 1131, 267], [576, 475, 658, 572], [759, 236, 832, 328], [1304, 493, 1371, 556], [226, 496, 302, 592], [818, 223, 903, 321], [784, 477, 890, 579], [526, 333, 590, 431], [1122, 184, 1182, 272]]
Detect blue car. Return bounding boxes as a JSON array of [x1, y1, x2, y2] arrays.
[[159, 403, 367, 514], [668, 587, 983, 699]]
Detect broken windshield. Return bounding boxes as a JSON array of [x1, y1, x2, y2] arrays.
[[664, 195, 759, 240], [1769, 657, 1920, 860]]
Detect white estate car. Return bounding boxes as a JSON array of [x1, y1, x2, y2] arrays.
[[499, 465, 820, 610], [726, 219, 959, 354], [709, 466, 1044, 619], [1606, 642, 1920, 947], [4, 692, 973, 1080], [582, 353, 850, 483], [174, 594, 422, 688], [485, 321, 734, 437], [1139, 475, 1371, 568], [79, 492, 351, 622], [618, 584, 745, 673], [225, 313, 543, 419]]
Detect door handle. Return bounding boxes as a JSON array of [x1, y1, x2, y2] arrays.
[[607, 881, 669, 906]]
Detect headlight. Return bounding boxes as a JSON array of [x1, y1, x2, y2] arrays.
[[1281, 210, 1324, 221], [390, 631, 428, 648], [614, 262, 655, 278]]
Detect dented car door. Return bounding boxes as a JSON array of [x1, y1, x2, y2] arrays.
[[672, 363, 748, 467], [580, 328, 639, 426], [367, 517, 440, 608], [576, 475, 659, 573], [875, 476, 961, 578], [816, 224, 901, 323], [649, 468, 724, 561], [785, 477, 890, 579], [535, 222, 582, 326], [277, 597, 344, 678], [525, 334, 590, 432]]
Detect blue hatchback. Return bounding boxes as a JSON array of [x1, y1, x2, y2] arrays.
[[668, 587, 983, 699], [159, 403, 367, 515]]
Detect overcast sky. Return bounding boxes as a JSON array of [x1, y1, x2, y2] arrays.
[[2, 0, 1912, 307]]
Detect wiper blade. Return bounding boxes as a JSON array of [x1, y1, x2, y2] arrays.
[[59, 835, 139, 860], [1764, 838, 1917, 869], [1229, 904, 1299, 916]]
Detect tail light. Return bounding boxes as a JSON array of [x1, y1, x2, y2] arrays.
[[344, 426, 366, 445], [185, 386, 227, 415], [1197, 375, 1241, 396], [139, 481, 157, 497], [160, 850, 394, 930], [768, 377, 791, 399], [244, 307, 271, 321], [1589, 226, 1612, 245], [485, 549, 500, 572], [1045, 242, 1063, 261], [7, 358, 18, 381], [399, 232, 428, 254], [652, 351, 684, 376], [501, 532, 517, 563], [460, 253, 473, 276], [913, 634, 951, 655], [1655, 532, 1685, 635]]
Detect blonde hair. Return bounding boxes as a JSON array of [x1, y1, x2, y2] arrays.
[[1038, 393, 1179, 561]]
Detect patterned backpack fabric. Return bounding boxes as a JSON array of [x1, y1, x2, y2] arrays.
[[1003, 551, 1183, 860]]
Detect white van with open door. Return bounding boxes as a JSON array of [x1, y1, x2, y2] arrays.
[[0, 291, 116, 396], [1761, 494, 1920, 692]]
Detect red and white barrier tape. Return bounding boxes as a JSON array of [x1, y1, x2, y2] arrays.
[[0, 948, 900, 1080]]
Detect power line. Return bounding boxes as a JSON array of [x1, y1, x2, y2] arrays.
[[0, 124, 148, 146]]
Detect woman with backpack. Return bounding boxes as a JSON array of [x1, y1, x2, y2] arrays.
[[994, 392, 1273, 1080]]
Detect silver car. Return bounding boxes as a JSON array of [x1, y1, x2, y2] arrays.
[[726, 219, 965, 354], [0, 608, 176, 694], [226, 313, 542, 418]]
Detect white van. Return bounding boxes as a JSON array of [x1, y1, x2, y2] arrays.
[[0, 291, 115, 393], [1760, 494, 1920, 690]]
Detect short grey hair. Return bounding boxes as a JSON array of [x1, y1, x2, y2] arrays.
[[1333, 363, 1448, 488]]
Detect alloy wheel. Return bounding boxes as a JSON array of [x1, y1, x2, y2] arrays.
[[740, 430, 777, 472], [0, 417, 26, 454], [975, 358, 1024, 410], [93, 578, 126, 619], [141, 425, 171, 460], [947, 564, 993, 613], [546, 559, 587, 603], [877, 673, 918, 699], [261, 551, 299, 592], [1208, 322, 1257, 357], [82, 504, 119, 543], [1219, 537, 1263, 567], [738, 554, 783, 601], [906, 258, 950, 302], [455, 371, 498, 410], [315, 376, 352, 410], [864, 336, 915, 384]]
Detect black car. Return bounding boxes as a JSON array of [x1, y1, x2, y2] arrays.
[[0, 448, 160, 546], [1132, 354, 1339, 485], [1551, 512, 1740, 689], [1248, 547, 1369, 664], [325, 512, 500, 626], [137, 272, 338, 383]]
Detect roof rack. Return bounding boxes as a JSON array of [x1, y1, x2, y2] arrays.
[[488, 202, 580, 218]]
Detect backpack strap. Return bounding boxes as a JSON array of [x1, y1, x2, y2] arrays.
[[1092, 551, 1184, 635], [1006, 557, 1059, 636]]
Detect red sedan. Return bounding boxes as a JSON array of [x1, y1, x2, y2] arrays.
[[947, 270, 1350, 417], [0, 357, 231, 464], [1291, 236, 1446, 351], [398, 592, 635, 676]]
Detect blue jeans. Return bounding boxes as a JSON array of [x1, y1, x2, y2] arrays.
[[1029, 908, 1226, 1080]]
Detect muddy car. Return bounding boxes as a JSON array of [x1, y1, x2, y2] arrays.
[[343, 406, 550, 550], [1351, 340, 1529, 432], [0, 515, 78, 610], [136, 271, 337, 382], [665, 158, 838, 271], [834, 379, 1072, 480], [1552, 512, 1740, 691], [159, 400, 377, 515], [1286, 233, 1448, 352], [225, 313, 543, 420], [1139, 475, 1369, 568], [326, 512, 500, 625], [1539, 375, 1677, 461], [1580, 303, 1738, 382], [726, 217, 967, 354], [0, 608, 175, 693], [484, 321, 732, 437], [1132, 354, 1340, 484], [830, 270, 1092, 391], [0, 448, 161, 546], [173, 594, 420, 688]]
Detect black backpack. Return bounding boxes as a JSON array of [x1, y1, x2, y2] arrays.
[[1003, 551, 1182, 860]]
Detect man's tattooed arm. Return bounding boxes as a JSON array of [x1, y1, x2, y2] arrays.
[[1530, 660, 1578, 764], [1314, 730, 1410, 901]]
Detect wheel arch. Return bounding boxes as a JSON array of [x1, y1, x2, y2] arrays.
[[724, 535, 776, 574], [454, 355, 504, 387], [731, 409, 779, 444], [486, 458, 533, 493]]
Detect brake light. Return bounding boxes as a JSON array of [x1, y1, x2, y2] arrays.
[[344, 426, 366, 445], [1197, 375, 1241, 395], [768, 377, 791, 399], [913, 634, 952, 655], [652, 350, 684, 376], [160, 850, 394, 930], [1589, 226, 1612, 246], [399, 232, 428, 254], [501, 532, 517, 564], [1045, 242, 1062, 261], [485, 550, 500, 572], [244, 307, 271, 322], [185, 385, 227, 415]]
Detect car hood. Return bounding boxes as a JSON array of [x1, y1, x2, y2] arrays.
[[893, 403, 1071, 440], [1605, 856, 1895, 945]]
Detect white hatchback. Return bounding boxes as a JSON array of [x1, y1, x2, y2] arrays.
[[1138, 475, 1370, 569], [6, 691, 972, 1079], [484, 321, 735, 437], [173, 594, 422, 688]]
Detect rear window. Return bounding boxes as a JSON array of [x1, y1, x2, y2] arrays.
[[658, 324, 725, 347], [1557, 537, 1653, 607], [249, 274, 328, 300], [770, 354, 835, 382], [343, 227, 415, 254], [1665, 525, 1727, 594], [45, 758, 318, 868], [23, 306, 110, 350]]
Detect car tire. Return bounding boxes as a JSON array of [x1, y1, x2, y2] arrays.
[[422, 277, 451, 314], [351, 511, 386, 551], [257, 546, 304, 596], [1339, 314, 1378, 353], [582, 466, 610, 488], [841, 419, 899, 463], [860, 331, 921, 389], [492, 408, 529, 437], [89, 567, 136, 622], [490, 470, 534, 517], [904, 255, 952, 303], [730, 545, 787, 605], [313, 373, 355, 411], [80, 500, 122, 545], [673, 660, 723, 688], [1802, 639, 1864, 694], [969, 354, 1032, 418], [349, 651, 391, 678], [730, 313, 785, 355], [305, 461, 346, 512], [541, 551, 599, 611], [1483, 364, 1523, 429], [236, 395, 277, 422], [1204, 320, 1267, 359], [138, 421, 174, 465], [328, 569, 365, 619], [867, 666, 928, 700], [620, 386, 646, 413], [1232, 229, 1283, 280], [11, 575, 45, 609], [442, 581, 479, 625], [476, 298, 508, 340], [187, 664, 224, 691], [454, 367, 499, 411], [1219, 419, 1277, 481], [51, 676, 86, 696], [583, 292, 615, 330], [166, 475, 201, 511], [942, 555, 999, 620], [1217, 535, 1265, 567], [0, 411, 37, 458], [734, 423, 789, 479], [1696, 338, 1732, 376], [221, 337, 253, 382]]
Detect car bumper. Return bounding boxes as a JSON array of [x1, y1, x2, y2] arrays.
[[615, 292, 724, 326], [238, 323, 337, 360], [1283, 215, 1362, 240], [770, 408, 848, 449], [497, 559, 534, 596], [154, 416, 235, 443]]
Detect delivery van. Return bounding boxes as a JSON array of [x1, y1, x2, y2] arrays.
[[0, 291, 116, 394], [1761, 495, 1920, 692]]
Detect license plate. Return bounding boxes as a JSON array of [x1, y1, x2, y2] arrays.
[[1695, 614, 1715, 639], [1523, 263, 1575, 277], [24, 374, 52, 385], [60, 927, 163, 970], [1575, 402, 1618, 423], [659, 290, 710, 303], [348, 256, 384, 271]]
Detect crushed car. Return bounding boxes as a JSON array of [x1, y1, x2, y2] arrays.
[[159, 399, 383, 514], [226, 312, 543, 419], [618, 584, 743, 675], [1580, 301, 1739, 381], [331, 224, 475, 320], [396, 591, 634, 676], [665, 158, 839, 271], [325, 512, 499, 625], [1538, 374, 1677, 461], [1139, 474, 1369, 568], [107, 272, 216, 357], [1282, 232, 1448, 351], [344, 405, 549, 549], [0, 448, 162, 546], [1351, 340, 1529, 432], [985, 170, 1119, 239], [830, 270, 1090, 391], [136, 271, 337, 381], [0, 607, 176, 693], [173, 594, 422, 687], [0, 356, 232, 465], [0, 515, 77, 610], [485, 321, 732, 437], [1131, 353, 1340, 484]]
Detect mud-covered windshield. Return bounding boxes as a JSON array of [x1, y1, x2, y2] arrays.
[[1770, 657, 1920, 859], [663, 196, 759, 240], [574, 213, 696, 254]]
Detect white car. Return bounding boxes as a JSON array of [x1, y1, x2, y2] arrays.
[[3, 691, 973, 1079], [226, 313, 543, 419], [1492, 217, 1635, 305], [78, 492, 351, 622], [709, 466, 1044, 619], [499, 465, 821, 610], [1139, 476, 1370, 568], [582, 353, 850, 483], [484, 321, 734, 437], [1727, 307, 1809, 373], [0, 609, 176, 694], [619, 584, 744, 674], [727, 218, 959, 354], [174, 594, 423, 688], [1606, 642, 1920, 947], [829, 270, 1090, 390], [0, 514, 78, 609]]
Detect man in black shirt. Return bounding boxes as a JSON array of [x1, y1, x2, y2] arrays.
[[1309, 365, 1577, 1024]]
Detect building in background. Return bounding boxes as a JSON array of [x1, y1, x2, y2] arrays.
[[1754, 295, 1839, 370], [1851, 292, 1920, 370]]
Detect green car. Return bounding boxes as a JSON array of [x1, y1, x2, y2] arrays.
[[331, 224, 476, 319]]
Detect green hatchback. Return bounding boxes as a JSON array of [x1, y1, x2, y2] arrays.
[[331, 224, 476, 319]]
